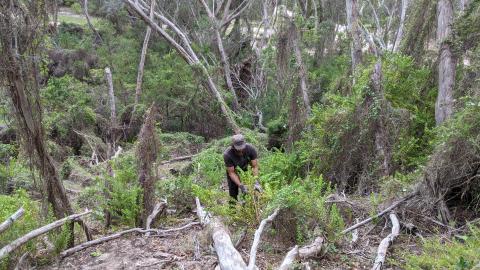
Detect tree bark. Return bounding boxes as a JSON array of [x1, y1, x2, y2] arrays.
[[137, 104, 159, 227], [134, 0, 155, 106], [435, 0, 456, 125], [393, 0, 409, 52], [292, 23, 312, 116], [346, 0, 363, 74]]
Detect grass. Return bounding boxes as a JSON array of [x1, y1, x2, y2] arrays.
[[57, 14, 102, 27]]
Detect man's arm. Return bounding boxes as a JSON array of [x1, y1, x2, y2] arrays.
[[250, 159, 259, 177], [227, 166, 242, 187]]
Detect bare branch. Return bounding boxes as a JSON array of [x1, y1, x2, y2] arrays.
[[248, 208, 279, 269], [0, 207, 24, 235]]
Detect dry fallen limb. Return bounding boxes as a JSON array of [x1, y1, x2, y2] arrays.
[[61, 222, 198, 258], [341, 192, 416, 235], [0, 210, 91, 260], [145, 201, 167, 236], [195, 197, 247, 270], [372, 212, 400, 270], [248, 208, 279, 270], [0, 207, 24, 234], [160, 154, 197, 165], [278, 237, 325, 270], [14, 252, 29, 270]]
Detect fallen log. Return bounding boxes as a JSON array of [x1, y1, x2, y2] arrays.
[[0, 207, 24, 234], [372, 212, 400, 270], [341, 192, 416, 235], [195, 197, 247, 270], [0, 210, 91, 260], [278, 237, 324, 270], [248, 208, 279, 270], [145, 201, 167, 236], [160, 154, 197, 165]]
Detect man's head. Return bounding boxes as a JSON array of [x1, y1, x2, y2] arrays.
[[232, 134, 246, 153]]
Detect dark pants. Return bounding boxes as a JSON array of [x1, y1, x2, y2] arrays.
[[227, 177, 239, 201]]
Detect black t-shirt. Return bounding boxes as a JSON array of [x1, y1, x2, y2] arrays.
[[223, 144, 258, 173]]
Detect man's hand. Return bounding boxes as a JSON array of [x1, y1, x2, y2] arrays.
[[239, 184, 248, 194]]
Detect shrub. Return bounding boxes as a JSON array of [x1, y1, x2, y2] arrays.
[[400, 226, 480, 269]]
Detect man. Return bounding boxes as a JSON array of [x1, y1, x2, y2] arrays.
[[223, 134, 262, 201]]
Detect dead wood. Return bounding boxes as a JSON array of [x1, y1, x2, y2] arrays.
[[372, 212, 400, 270], [341, 192, 416, 235], [0, 207, 24, 234], [145, 201, 167, 236], [248, 208, 279, 269], [0, 210, 91, 260], [195, 197, 247, 270], [278, 237, 325, 270], [14, 252, 29, 270]]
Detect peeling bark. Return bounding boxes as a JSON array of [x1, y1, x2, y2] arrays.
[[346, 0, 363, 74]]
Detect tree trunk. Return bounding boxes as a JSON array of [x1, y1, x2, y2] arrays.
[[436, 0, 456, 125], [346, 0, 363, 74], [292, 23, 311, 116], [136, 104, 159, 227], [134, 0, 155, 106], [393, 0, 409, 52], [215, 28, 240, 111]]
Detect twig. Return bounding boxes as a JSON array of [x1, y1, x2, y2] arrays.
[[341, 192, 416, 235], [248, 208, 279, 269], [0, 207, 24, 234], [0, 210, 91, 260], [372, 212, 400, 270]]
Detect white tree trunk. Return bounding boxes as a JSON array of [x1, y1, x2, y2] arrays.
[[0, 208, 24, 234], [346, 0, 363, 74], [393, 0, 409, 52], [105, 67, 116, 128], [435, 0, 456, 125], [134, 0, 155, 106], [292, 23, 311, 116], [372, 213, 400, 270]]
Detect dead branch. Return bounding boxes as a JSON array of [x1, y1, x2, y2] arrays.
[[195, 197, 247, 270], [0, 210, 91, 260], [341, 192, 416, 235], [278, 237, 324, 270], [14, 252, 29, 270], [248, 208, 279, 269], [145, 201, 167, 236], [81, 0, 102, 44], [160, 154, 197, 165], [372, 212, 400, 270], [0, 207, 24, 234], [157, 222, 200, 234]]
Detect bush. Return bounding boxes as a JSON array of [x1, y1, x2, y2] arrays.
[[400, 226, 480, 269], [0, 190, 40, 269]]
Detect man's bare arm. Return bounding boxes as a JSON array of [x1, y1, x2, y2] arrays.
[[227, 166, 242, 186], [251, 159, 259, 177]]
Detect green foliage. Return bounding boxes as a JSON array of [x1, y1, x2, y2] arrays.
[[0, 190, 40, 268], [158, 132, 204, 160], [0, 159, 33, 194], [400, 226, 480, 269]]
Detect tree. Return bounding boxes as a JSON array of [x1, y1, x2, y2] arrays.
[[125, 0, 239, 131], [345, 0, 363, 74], [436, 0, 456, 124]]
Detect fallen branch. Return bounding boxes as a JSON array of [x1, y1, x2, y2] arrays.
[[160, 154, 197, 165], [248, 208, 279, 270], [341, 192, 416, 235], [61, 222, 198, 258], [0, 210, 91, 260], [278, 237, 324, 270], [372, 212, 400, 270], [145, 201, 167, 236], [14, 252, 29, 270], [195, 197, 247, 270], [0, 207, 24, 234]]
